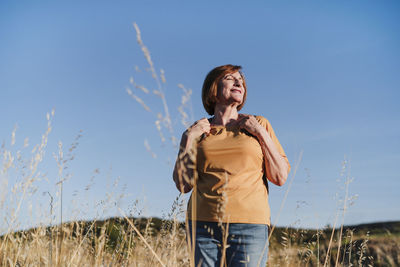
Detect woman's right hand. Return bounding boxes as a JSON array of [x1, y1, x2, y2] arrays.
[[185, 118, 211, 140], [173, 118, 210, 193]]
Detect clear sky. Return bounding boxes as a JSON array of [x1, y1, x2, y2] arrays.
[[1, 0, 399, 229]]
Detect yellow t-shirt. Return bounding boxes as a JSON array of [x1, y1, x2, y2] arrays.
[[187, 115, 290, 225]]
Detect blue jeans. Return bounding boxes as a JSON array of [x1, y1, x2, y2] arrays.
[[188, 221, 269, 267]]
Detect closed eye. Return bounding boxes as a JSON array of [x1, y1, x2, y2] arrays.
[[224, 74, 242, 82]]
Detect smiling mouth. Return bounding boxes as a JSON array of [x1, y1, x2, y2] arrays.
[[231, 88, 241, 94]]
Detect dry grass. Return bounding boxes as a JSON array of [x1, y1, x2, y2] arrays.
[[1, 22, 399, 267], [1, 216, 399, 266], [0, 218, 189, 266]]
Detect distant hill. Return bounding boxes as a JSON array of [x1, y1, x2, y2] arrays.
[[3, 217, 399, 239], [343, 221, 400, 236]]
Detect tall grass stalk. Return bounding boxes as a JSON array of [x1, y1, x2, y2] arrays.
[[119, 208, 166, 267], [334, 159, 351, 267]]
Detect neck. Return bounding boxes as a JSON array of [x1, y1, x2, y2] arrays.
[[212, 104, 239, 126]]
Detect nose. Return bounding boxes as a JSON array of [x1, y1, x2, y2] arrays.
[[233, 77, 240, 85]]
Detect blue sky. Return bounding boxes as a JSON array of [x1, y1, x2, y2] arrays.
[[1, 0, 399, 229]]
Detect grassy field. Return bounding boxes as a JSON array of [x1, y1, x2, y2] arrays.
[[1, 217, 399, 266]]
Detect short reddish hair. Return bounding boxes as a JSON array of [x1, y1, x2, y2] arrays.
[[202, 64, 247, 115]]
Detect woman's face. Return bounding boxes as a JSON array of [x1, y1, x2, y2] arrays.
[[216, 71, 245, 106]]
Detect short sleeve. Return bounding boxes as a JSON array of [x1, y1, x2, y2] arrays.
[[255, 115, 291, 174]]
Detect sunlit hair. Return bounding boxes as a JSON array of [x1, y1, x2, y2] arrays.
[[202, 64, 247, 115]]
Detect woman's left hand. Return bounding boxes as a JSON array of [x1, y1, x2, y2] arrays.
[[237, 114, 265, 137], [238, 114, 289, 186]]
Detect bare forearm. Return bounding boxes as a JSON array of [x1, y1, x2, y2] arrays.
[[256, 129, 289, 186], [173, 118, 210, 193], [172, 132, 196, 193]]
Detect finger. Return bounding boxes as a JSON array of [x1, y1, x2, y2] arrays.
[[192, 118, 208, 128], [191, 120, 200, 128], [240, 116, 249, 125], [196, 122, 210, 130], [236, 116, 246, 124], [238, 120, 247, 129], [195, 118, 207, 124], [239, 115, 251, 124], [197, 122, 210, 130]]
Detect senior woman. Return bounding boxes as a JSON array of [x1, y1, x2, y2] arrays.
[[173, 64, 290, 267]]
